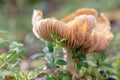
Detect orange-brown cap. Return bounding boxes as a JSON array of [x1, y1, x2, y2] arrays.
[[32, 8, 114, 53]]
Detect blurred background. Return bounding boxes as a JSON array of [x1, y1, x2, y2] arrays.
[[0, 0, 120, 70]]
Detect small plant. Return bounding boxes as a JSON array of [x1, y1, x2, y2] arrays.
[[0, 41, 25, 80], [32, 34, 117, 80], [33, 34, 68, 80], [0, 32, 118, 80]]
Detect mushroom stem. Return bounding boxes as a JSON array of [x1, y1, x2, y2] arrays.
[[63, 48, 80, 78]]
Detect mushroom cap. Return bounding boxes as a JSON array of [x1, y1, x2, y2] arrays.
[[32, 8, 114, 53], [61, 8, 97, 23]]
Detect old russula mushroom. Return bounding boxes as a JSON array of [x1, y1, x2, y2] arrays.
[[32, 8, 114, 78]]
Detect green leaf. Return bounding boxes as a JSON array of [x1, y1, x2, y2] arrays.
[[0, 38, 8, 49], [57, 42, 65, 47], [95, 59, 100, 66], [117, 58, 120, 64], [9, 42, 24, 52], [81, 62, 89, 68], [72, 53, 75, 59], [60, 72, 67, 80], [47, 75, 53, 80], [60, 38, 67, 42], [76, 63, 81, 70], [51, 34, 58, 41], [62, 75, 67, 80], [76, 50, 82, 55], [7, 50, 15, 59], [56, 59, 66, 66], [7, 50, 18, 63], [102, 63, 112, 68], [79, 55, 86, 61], [8, 53, 17, 63], [17, 50, 25, 57], [100, 53, 107, 62], [106, 71, 117, 76], [76, 50, 86, 61], [0, 54, 7, 60], [0, 70, 14, 76], [47, 42, 54, 52], [60, 72, 67, 76]]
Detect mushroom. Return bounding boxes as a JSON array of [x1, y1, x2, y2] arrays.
[[32, 8, 114, 78]]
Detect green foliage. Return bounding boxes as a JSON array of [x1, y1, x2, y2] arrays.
[[36, 34, 118, 80], [0, 42, 7, 49], [0, 70, 14, 77], [47, 42, 54, 53], [0, 39, 25, 79], [56, 59, 66, 66], [71, 48, 89, 71], [51, 34, 59, 42], [0, 33, 119, 80], [47, 75, 53, 80]]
